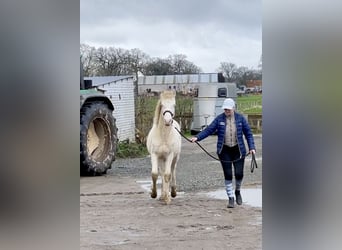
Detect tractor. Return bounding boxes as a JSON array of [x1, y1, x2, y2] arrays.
[[80, 68, 118, 175]]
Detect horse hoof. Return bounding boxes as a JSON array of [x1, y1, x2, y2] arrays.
[[171, 187, 177, 198], [151, 191, 157, 199]]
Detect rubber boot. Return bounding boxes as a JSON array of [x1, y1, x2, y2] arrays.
[[235, 190, 242, 205], [227, 197, 235, 208]]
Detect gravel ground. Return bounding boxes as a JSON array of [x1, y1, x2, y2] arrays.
[[108, 134, 262, 192]]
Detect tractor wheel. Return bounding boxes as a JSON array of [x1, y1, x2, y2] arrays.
[[80, 102, 118, 175]]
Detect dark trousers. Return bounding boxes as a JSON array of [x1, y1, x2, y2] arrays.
[[218, 145, 245, 181]]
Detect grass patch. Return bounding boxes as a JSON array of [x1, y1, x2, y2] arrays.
[[236, 95, 262, 114], [117, 141, 149, 158]]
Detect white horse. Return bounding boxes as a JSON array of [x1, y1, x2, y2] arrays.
[[146, 90, 182, 204]]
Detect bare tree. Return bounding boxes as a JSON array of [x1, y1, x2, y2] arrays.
[[126, 48, 149, 98], [168, 54, 202, 74], [80, 44, 202, 77], [217, 61, 262, 85], [141, 54, 201, 75], [235, 66, 249, 86], [169, 54, 187, 73], [80, 43, 97, 76], [93, 47, 132, 76], [142, 58, 172, 75], [93, 47, 110, 75], [218, 62, 238, 82]]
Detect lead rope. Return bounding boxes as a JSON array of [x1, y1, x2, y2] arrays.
[[250, 152, 258, 173], [174, 127, 256, 167]]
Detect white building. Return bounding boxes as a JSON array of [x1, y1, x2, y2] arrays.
[[138, 73, 226, 95], [85, 76, 136, 142]]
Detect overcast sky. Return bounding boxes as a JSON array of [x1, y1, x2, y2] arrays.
[[80, 0, 261, 73]]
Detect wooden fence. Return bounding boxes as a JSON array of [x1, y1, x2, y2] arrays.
[[135, 95, 262, 144], [246, 114, 262, 133]]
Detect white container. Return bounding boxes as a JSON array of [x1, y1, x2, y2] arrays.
[[191, 82, 237, 134]]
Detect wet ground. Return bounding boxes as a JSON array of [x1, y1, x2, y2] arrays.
[[80, 134, 262, 249]]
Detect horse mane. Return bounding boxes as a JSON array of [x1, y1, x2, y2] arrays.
[[153, 100, 162, 125]]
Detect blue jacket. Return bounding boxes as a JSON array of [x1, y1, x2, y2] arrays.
[[195, 112, 255, 156]]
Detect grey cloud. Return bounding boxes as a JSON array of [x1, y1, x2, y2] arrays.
[[81, 0, 262, 71], [81, 0, 261, 34]]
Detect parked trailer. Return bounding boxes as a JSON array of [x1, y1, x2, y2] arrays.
[[190, 83, 237, 135]]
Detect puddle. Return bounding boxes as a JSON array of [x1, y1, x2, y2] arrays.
[[136, 179, 162, 192], [137, 180, 261, 207], [205, 188, 262, 208], [136, 179, 185, 196]]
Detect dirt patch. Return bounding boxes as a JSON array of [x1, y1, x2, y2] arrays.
[[81, 178, 261, 250], [80, 135, 262, 249]]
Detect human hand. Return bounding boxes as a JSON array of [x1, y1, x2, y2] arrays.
[[249, 149, 256, 155], [190, 137, 198, 143]]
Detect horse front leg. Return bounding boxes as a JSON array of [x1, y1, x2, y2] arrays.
[[150, 154, 158, 199], [161, 156, 173, 204], [171, 155, 179, 198]]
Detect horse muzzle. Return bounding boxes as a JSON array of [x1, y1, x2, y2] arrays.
[[163, 110, 174, 126], [164, 119, 173, 126]]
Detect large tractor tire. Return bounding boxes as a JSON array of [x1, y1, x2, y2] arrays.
[[80, 102, 118, 175]]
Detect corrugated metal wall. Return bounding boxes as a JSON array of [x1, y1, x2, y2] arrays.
[[98, 78, 135, 142], [137, 73, 223, 95], [138, 73, 219, 85]]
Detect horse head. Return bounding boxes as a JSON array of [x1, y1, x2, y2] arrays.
[[160, 90, 176, 126]]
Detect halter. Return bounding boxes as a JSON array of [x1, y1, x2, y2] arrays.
[[162, 110, 174, 125], [162, 110, 174, 117]]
